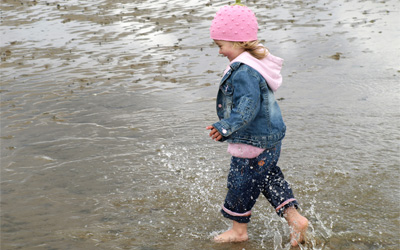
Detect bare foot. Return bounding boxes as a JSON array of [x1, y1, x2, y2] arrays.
[[284, 207, 309, 247], [214, 221, 249, 243]]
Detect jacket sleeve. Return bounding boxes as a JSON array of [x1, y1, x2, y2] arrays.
[[213, 69, 260, 139]]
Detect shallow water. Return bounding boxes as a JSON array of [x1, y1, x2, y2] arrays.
[[1, 0, 399, 249]]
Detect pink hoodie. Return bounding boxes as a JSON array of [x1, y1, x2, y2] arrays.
[[223, 49, 284, 92], [224, 49, 284, 158]]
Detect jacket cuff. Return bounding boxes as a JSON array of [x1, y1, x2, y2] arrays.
[[212, 121, 231, 140]]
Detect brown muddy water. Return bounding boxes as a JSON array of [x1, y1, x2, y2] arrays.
[[1, 0, 399, 249]]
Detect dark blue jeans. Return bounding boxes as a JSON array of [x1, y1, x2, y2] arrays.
[[221, 142, 298, 223]]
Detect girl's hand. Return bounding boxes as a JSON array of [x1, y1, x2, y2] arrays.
[[206, 126, 223, 141]]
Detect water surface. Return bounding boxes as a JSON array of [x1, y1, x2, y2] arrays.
[[1, 0, 399, 249]]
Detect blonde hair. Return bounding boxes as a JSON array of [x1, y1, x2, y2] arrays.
[[233, 40, 268, 60]]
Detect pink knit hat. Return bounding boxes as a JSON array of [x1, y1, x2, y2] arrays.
[[210, 5, 258, 42]]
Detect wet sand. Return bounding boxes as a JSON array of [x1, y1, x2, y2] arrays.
[[1, 0, 399, 249]]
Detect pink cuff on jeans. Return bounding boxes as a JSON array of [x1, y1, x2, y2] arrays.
[[222, 205, 252, 217], [275, 198, 297, 212]]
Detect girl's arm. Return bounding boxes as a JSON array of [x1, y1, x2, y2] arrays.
[[213, 69, 261, 139]]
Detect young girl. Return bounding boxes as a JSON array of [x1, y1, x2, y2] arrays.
[[206, 3, 309, 247]]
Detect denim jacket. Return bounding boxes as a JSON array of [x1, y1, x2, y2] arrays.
[[212, 62, 286, 149]]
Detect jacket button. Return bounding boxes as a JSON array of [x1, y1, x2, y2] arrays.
[[222, 129, 227, 134], [218, 104, 222, 108]]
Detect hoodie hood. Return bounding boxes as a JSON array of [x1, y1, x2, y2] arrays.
[[223, 48, 283, 91]]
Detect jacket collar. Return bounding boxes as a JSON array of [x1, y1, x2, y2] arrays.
[[229, 61, 242, 70], [223, 51, 284, 92], [219, 62, 242, 86]]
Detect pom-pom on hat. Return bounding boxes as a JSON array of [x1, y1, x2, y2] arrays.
[[210, 4, 258, 42]]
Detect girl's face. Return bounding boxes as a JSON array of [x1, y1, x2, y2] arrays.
[[214, 40, 244, 61]]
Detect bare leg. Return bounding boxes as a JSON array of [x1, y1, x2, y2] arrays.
[[284, 207, 308, 246], [214, 221, 249, 243]]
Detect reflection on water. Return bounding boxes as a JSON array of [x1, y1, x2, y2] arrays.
[[1, 0, 399, 249]]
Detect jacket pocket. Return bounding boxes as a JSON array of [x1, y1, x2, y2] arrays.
[[219, 82, 234, 118], [220, 81, 234, 96]]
